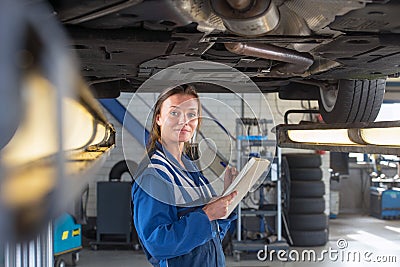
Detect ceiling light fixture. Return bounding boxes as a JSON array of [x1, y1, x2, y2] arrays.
[[276, 121, 400, 155]]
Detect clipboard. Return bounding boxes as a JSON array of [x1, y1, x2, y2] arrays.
[[221, 157, 270, 219]]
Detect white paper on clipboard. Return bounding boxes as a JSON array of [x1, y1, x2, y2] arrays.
[[220, 157, 270, 219]]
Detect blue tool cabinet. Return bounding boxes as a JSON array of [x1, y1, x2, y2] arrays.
[[54, 213, 82, 266], [370, 187, 400, 219]]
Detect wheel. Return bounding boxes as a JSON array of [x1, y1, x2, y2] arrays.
[[71, 252, 79, 266], [290, 229, 328, 247], [233, 251, 241, 262], [319, 79, 385, 123], [289, 168, 323, 181], [290, 181, 325, 198], [284, 154, 321, 168], [55, 258, 66, 267], [289, 197, 325, 214]]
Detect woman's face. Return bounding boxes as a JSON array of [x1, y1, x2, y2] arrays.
[[156, 93, 199, 145]]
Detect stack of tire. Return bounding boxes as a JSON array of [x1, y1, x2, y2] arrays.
[[284, 153, 328, 246]]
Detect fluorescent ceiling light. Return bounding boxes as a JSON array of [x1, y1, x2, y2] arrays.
[[360, 127, 400, 146], [1, 74, 58, 166], [287, 129, 355, 145], [1, 74, 113, 167], [276, 120, 400, 154], [63, 97, 98, 151], [0, 71, 115, 213]]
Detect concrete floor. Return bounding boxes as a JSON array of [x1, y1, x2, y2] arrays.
[[77, 214, 400, 267]]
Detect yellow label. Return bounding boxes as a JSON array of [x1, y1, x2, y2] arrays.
[[72, 228, 80, 236], [62, 231, 69, 240]]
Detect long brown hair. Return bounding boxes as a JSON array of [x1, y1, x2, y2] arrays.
[[147, 84, 201, 155]]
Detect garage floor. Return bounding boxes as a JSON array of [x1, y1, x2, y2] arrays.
[[77, 214, 400, 267]]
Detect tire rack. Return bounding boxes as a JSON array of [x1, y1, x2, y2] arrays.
[[232, 118, 288, 261]]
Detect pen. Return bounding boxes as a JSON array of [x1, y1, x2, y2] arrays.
[[220, 161, 230, 168]]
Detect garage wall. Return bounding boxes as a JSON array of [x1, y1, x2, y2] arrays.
[[332, 165, 397, 214], [84, 92, 329, 217]]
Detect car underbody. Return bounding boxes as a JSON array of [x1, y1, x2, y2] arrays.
[[49, 0, 400, 122]]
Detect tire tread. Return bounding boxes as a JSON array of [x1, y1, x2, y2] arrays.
[[319, 79, 385, 123], [290, 180, 325, 198]]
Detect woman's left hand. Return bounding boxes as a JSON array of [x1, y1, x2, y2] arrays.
[[224, 166, 238, 191]]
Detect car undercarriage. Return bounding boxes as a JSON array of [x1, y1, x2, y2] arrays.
[[49, 0, 400, 122]]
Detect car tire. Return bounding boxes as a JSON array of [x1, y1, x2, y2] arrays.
[[290, 181, 325, 198], [290, 229, 328, 247], [289, 168, 323, 181], [319, 79, 385, 123], [289, 197, 325, 214], [289, 214, 328, 231], [284, 154, 322, 168]]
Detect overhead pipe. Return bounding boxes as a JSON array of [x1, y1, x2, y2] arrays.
[[62, 0, 143, 24], [224, 42, 314, 75]]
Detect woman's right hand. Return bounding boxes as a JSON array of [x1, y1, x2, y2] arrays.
[[224, 166, 238, 191], [202, 191, 237, 221]]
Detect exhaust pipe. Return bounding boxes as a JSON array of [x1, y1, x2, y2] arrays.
[[225, 42, 314, 75]]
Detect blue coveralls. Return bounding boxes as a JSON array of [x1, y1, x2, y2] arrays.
[[132, 144, 236, 267]]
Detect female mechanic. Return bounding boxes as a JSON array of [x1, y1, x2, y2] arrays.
[[132, 84, 238, 267]]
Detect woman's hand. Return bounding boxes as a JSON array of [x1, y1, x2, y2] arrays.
[[224, 166, 239, 191], [202, 191, 237, 221]]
